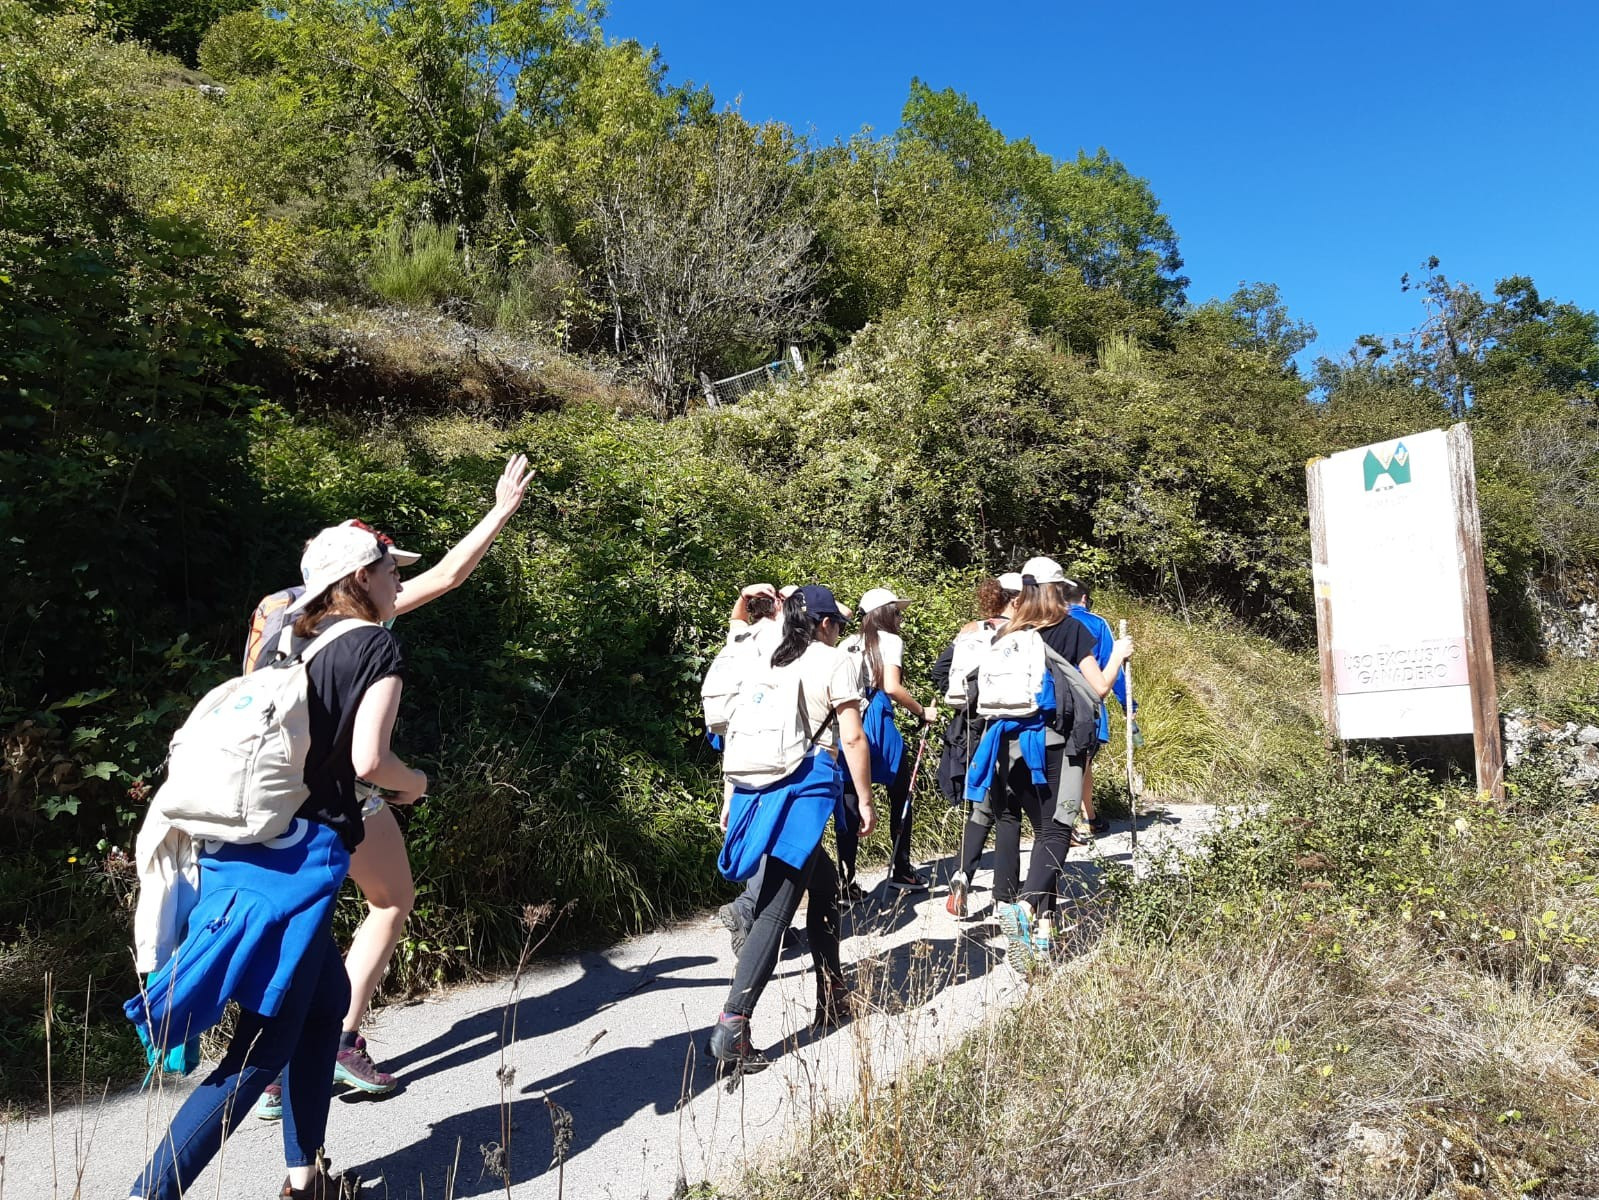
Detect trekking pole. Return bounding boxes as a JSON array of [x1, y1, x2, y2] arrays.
[[1121, 618, 1137, 851], [903, 724, 931, 829]]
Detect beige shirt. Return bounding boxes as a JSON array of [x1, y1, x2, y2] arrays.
[[840, 630, 903, 691], [785, 640, 863, 754]]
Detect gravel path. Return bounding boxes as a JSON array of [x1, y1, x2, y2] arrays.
[[2, 805, 1216, 1199]]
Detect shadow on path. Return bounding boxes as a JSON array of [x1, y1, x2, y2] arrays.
[[376, 952, 720, 1089]]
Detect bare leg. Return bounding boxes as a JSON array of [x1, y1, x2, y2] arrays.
[[1080, 754, 1096, 821], [342, 805, 415, 1033]]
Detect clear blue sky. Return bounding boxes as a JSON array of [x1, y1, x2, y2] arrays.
[[603, 0, 1599, 368]]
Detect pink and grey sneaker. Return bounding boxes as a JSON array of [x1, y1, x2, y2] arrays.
[[254, 1079, 284, 1121], [333, 1035, 397, 1095]]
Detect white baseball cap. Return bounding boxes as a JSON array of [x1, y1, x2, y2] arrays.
[[997, 571, 1024, 592], [287, 524, 414, 614], [858, 587, 911, 616], [339, 519, 420, 566], [1020, 556, 1068, 586]]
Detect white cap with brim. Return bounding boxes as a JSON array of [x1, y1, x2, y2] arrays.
[[997, 571, 1024, 592], [287, 525, 394, 614], [1020, 556, 1068, 586], [340, 519, 420, 566], [859, 587, 910, 616]]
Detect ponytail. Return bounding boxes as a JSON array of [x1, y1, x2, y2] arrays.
[[771, 591, 823, 669], [858, 602, 903, 691]]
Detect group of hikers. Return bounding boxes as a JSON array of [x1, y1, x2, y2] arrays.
[[120, 454, 1132, 1199], [700, 565, 1131, 1074]]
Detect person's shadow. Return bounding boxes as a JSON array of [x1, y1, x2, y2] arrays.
[[349, 951, 721, 1196], [358, 924, 1007, 1196], [365, 950, 721, 1092]]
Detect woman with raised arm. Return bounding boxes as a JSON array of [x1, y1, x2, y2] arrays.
[[246, 455, 533, 1115], [128, 524, 425, 1200]]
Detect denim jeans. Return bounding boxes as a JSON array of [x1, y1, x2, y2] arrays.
[[131, 927, 350, 1200]]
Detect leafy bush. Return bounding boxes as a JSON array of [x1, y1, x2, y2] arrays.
[[1111, 751, 1598, 989], [197, 9, 278, 80]]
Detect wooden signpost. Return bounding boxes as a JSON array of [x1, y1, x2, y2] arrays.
[[1306, 424, 1504, 798]]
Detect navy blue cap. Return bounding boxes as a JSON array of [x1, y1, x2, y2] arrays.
[[794, 584, 847, 624]]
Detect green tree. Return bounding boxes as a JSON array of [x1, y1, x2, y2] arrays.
[[262, 0, 602, 238], [808, 80, 1187, 350], [95, 0, 254, 65], [589, 114, 818, 416], [1186, 282, 1317, 369]]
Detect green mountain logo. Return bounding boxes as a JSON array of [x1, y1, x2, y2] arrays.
[[1363, 442, 1412, 491]]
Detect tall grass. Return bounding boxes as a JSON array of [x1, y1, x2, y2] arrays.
[[747, 735, 1599, 1199], [367, 222, 470, 308]]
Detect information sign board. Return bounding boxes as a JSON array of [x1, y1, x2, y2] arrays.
[[1306, 424, 1503, 795]]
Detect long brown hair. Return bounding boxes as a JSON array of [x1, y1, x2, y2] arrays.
[[291, 559, 386, 639], [1005, 580, 1068, 634], [859, 602, 904, 691]]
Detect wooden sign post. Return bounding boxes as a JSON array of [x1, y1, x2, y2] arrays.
[[1306, 424, 1503, 798]]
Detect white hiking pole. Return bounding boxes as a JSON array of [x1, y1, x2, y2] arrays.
[[1121, 618, 1137, 851], [902, 724, 931, 831]]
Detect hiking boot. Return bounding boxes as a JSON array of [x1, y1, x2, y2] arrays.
[[811, 980, 853, 1033], [839, 879, 869, 908], [279, 1156, 361, 1199], [705, 1015, 770, 1076], [716, 903, 748, 958], [333, 1037, 396, 1095], [255, 1079, 284, 1121], [886, 868, 928, 892], [1069, 816, 1095, 847], [945, 872, 969, 919], [1089, 814, 1111, 835], [996, 902, 1036, 974]]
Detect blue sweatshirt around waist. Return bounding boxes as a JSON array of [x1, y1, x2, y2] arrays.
[[964, 674, 1057, 803], [861, 688, 905, 785], [718, 750, 846, 882], [124, 819, 349, 1056]]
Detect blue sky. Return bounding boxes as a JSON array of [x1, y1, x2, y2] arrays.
[[603, 1, 1599, 368]]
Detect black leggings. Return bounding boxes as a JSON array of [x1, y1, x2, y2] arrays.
[[957, 817, 994, 891], [722, 845, 841, 1018], [837, 747, 916, 880], [991, 740, 1087, 915]]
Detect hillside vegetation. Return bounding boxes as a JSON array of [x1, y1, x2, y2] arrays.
[[2, 0, 1596, 1141]]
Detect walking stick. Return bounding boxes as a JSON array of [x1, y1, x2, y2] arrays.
[[1121, 618, 1137, 851], [903, 724, 931, 828]]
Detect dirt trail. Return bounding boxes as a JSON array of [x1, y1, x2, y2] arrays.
[[1, 806, 1216, 1199]]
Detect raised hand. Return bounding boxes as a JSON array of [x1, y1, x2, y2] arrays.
[[494, 453, 533, 517]]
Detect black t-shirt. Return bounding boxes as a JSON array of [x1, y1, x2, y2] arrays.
[[291, 622, 406, 852], [1039, 614, 1098, 672]]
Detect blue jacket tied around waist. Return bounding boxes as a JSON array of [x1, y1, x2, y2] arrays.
[[718, 751, 846, 882], [861, 688, 904, 785], [124, 819, 350, 1060], [964, 674, 1056, 804]]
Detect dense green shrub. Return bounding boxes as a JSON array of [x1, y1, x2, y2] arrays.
[[366, 222, 472, 309], [1111, 748, 1598, 988]]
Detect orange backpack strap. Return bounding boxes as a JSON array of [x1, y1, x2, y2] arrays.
[[243, 589, 299, 674]]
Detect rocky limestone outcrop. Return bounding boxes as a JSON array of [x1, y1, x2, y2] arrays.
[[1502, 710, 1599, 787], [1531, 570, 1599, 659]]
